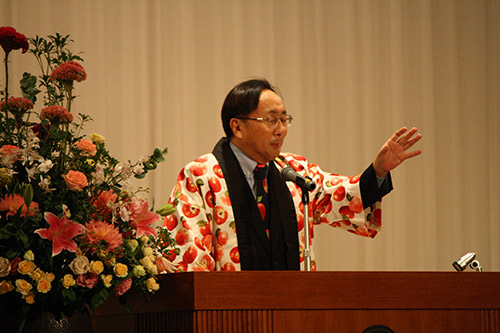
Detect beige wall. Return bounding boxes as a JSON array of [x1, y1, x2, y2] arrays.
[[2, 0, 499, 271]]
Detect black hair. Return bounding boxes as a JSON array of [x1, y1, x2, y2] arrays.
[[221, 78, 277, 138]]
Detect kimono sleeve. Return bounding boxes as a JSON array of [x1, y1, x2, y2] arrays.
[[162, 157, 216, 271], [308, 162, 382, 238], [277, 153, 382, 239]]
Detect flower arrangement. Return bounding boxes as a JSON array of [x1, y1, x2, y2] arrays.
[[0, 27, 176, 332]]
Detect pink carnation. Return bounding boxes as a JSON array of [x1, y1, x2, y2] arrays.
[[76, 272, 99, 289], [50, 61, 87, 83], [0, 97, 34, 115], [40, 105, 73, 124], [114, 278, 132, 296], [0, 26, 29, 54]]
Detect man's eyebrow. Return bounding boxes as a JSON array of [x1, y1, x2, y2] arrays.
[[266, 110, 287, 115]]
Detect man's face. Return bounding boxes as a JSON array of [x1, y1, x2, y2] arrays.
[[232, 89, 288, 163]]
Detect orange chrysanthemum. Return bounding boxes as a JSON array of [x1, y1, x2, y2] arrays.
[[84, 220, 123, 252], [92, 190, 117, 218]]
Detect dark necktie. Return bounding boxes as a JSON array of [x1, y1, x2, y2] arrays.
[[253, 163, 270, 238]]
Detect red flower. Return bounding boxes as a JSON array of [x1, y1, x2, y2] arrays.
[[84, 220, 123, 252], [125, 199, 159, 238], [31, 123, 50, 140], [0, 145, 21, 168], [0, 26, 29, 54], [0, 97, 34, 115], [76, 273, 99, 289], [114, 278, 132, 296], [49, 61, 87, 83], [0, 194, 39, 217], [92, 190, 118, 218], [9, 257, 21, 275], [35, 211, 84, 256], [40, 105, 73, 124]]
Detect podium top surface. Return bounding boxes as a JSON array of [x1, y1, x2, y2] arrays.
[[96, 271, 500, 315]]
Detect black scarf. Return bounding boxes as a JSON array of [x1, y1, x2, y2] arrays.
[[212, 138, 300, 270]]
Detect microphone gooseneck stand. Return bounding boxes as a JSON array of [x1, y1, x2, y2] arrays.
[[278, 164, 316, 271], [301, 179, 314, 271]]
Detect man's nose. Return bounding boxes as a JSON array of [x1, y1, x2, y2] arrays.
[[274, 119, 287, 134]]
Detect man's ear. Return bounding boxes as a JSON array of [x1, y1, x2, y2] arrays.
[[230, 118, 244, 139]]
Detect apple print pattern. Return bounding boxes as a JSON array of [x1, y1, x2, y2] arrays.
[[163, 153, 383, 271]]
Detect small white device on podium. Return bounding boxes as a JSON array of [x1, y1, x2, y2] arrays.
[[452, 252, 482, 272]]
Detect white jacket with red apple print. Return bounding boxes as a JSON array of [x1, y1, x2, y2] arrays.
[[163, 152, 382, 271]]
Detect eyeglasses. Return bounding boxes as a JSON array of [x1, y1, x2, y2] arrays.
[[235, 114, 293, 128]]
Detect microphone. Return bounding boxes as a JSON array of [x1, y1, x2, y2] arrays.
[[280, 166, 316, 191]]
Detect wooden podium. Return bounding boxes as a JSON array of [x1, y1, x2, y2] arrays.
[[92, 271, 500, 332]]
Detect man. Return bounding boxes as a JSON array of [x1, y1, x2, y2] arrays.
[[163, 79, 422, 271]]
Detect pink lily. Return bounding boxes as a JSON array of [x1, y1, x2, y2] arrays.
[[35, 211, 84, 256], [126, 200, 159, 238]]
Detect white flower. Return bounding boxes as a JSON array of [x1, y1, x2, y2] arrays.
[[0, 257, 11, 278], [69, 256, 90, 275], [39, 176, 55, 193], [115, 162, 133, 178], [120, 206, 131, 222], [132, 163, 144, 175], [38, 159, 53, 173], [91, 164, 105, 185], [142, 247, 154, 257], [25, 166, 37, 179]]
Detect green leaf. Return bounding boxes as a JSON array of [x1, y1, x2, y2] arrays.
[[67, 288, 77, 301], [20, 72, 41, 102], [153, 148, 165, 162], [134, 173, 146, 179], [0, 228, 12, 239], [16, 230, 29, 248], [23, 184, 34, 207], [4, 249, 20, 259], [99, 288, 109, 300], [156, 203, 175, 216], [144, 160, 157, 170], [90, 293, 104, 308]]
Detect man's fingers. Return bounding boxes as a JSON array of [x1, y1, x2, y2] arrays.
[[402, 133, 422, 149], [389, 127, 408, 141], [405, 149, 423, 159]]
